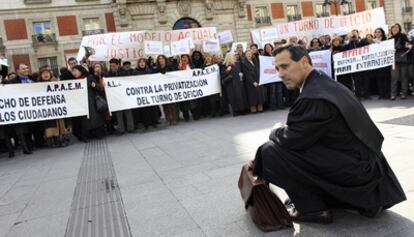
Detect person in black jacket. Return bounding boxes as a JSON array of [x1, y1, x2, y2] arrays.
[[250, 44, 406, 224], [135, 58, 160, 129], [105, 58, 135, 134], [5, 63, 34, 154], [154, 55, 179, 125], [242, 50, 265, 113], [373, 27, 392, 99], [389, 23, 412, 100]]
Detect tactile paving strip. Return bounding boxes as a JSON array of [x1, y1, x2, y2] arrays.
[[64, 139, 131, 237]]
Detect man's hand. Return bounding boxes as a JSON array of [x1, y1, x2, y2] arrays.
[[247, 160, 254, 170], [273, 122, 285, 130]]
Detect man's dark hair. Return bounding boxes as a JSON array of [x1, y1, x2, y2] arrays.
[[67, 57, 77, 63], [250, 43, 258, 48], [15, 63, 27, 71], [123, 61, 131, 66], [273, 44, 312, 66], [109, 58, 120, 65]]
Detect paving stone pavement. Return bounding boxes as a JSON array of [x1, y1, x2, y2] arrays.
[[0, 97, 413, 237]]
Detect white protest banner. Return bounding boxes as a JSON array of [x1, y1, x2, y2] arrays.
[[333, 39, 395, 76], [259, 56, 282, 85], [218, 31, 233, 44], [0, 58, 8, 67], [231, 42, 247, 52], [260, 28, 278, 41], [104, 65, 221, 112], [171, 38, 191, 56], [203, 39, 221, 53], [251, 8, 387, 45], [144, 40, 163, 55], [309, 50, 332, 77], [0, 79, 89, 125], [76, 27, 217, 61]]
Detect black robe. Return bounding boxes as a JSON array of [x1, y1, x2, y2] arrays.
[[253, 70, 406, 213], [222, 62, 248, 113], [241, 59, 266, 107]]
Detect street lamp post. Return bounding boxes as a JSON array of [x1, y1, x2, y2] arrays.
[[323, 0, 350, 16]]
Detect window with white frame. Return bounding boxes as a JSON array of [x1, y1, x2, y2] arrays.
[[367, 0, 377, 9], [33, 21, 52, 34], [83, 18, 100, 31]]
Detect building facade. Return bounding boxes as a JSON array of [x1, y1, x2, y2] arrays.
[[0, 0, 411, 74]]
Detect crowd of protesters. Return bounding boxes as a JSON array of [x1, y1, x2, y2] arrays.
[[1, 23, 413, 158]]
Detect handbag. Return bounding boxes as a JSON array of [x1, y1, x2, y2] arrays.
[[95, 95, 108, 112], [238, 164, 293, 232]]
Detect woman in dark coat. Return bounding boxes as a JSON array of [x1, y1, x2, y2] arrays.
[[241, 50, 265, 113], [389, 23, 411, 100], [222, 53, 248, 116], [154, 55, 179, 125], [373, 27, 391, 99], [136, 58, 160, 129], [177, 54, 195, 121], [71, 65, 105, 141]]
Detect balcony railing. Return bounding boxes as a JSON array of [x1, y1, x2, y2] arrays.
[[32, 33, 57, 45], [316, 12, 330, 17], [287, 15, 302, 22], [403, 7, 413, 13], [82, 29, 104, 36], [255, 16, 272, 25]]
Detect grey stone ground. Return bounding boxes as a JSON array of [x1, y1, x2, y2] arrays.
[[0, 97, 413, 237]]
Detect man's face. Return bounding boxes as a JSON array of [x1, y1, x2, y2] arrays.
[[275, 50, 306, 90], [123, 64, 131, 70], [17, 64, 29, 76], [110, 63, 119, 72], [68, 59, 77, 69], [250, 46, 258, 54]]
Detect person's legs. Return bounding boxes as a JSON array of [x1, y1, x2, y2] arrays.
[[125, 110, 135, 132], [391, 65, 401, 99], [253, 141, 328, 213], [115, 112, 125, 133], [400, 64, 410, 98]]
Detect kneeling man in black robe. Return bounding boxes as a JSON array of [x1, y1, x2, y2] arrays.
[[249, 45, 406, 224]]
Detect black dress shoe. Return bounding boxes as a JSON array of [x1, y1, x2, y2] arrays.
[[287, 206, 333, 224], [358, 206, 383, 218]]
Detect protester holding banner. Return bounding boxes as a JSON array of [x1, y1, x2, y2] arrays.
[[154, 55, 179, 125], [389, 23, 412, 100], [373, 28, 391, 99], [135, 58, 160, 129], [242, 50, 265, 113], [0, 126, 14, 158], [222, 53, 248, 116], [178, 54, 195, 122], [105, 58, 135, 134], [36, 68, 70, 147], [330, 36, 343, 79], [203, 54, 221, 117], [192, 51, 209, 119], [5, 64, 34, 154], [308, 38, 322, 52], [354, 33, 374, 100]]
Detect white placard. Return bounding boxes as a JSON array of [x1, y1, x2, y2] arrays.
[[0, 58, 8, 67], [144, 40, 163, 55], [217, 31, 234, 44], [333, 39, 395, 76], [0, 79, 89, 125], [259, 56, 282, 85], [171, 38, 191, 56], [104, 65, 221, 112], [203, 39, 221, 53], [309, 50, 332, 78]]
